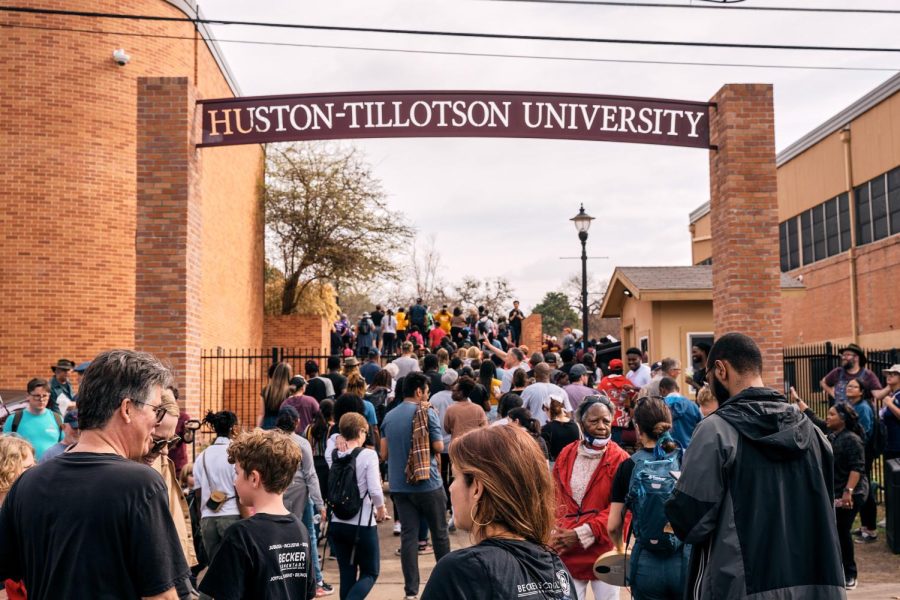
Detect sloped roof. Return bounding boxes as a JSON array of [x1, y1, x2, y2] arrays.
[[617, 265, 803, 291], [600, 265, 803, 318]]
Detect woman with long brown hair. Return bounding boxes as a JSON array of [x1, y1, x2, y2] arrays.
[[259, 362, 292, 430], [421, 426, 575, 600]]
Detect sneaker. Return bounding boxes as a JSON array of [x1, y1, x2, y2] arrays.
[[854, 531, 877, 543], [393, 521, 402, 536], [418, 543, 434, 555], [316, 583, 335, 597], [404, 596, 418, 600], [851, 527, 863, 538], [845, 577, 857, 590], [448, 517, 456, 533], [877, 519, 886, 528]]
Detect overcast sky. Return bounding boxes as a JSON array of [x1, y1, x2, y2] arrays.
[[205, 0, 899, 312]]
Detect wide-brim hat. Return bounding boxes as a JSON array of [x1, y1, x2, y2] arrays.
[[883, 364, 900, 376], [51, 359, 75, 372], [344, 356, 360, 367], [838, 343, 867, 365]]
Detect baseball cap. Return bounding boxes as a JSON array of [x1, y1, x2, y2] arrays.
[[289, 375, 307, 388], [543, 353, 558, 364], [609, 358, 624, 370], [441, 369, 459, 386], [570, 364, 588, 379]]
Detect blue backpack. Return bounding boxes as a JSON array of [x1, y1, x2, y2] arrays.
[[625, 442, 683, 556]]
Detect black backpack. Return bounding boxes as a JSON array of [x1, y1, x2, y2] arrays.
[[868, 403, 888, 458], [365, 388, 389, 427], [327, 448, 365, 520], [11, 409, 62, 433], [358, 319, 371, 335]]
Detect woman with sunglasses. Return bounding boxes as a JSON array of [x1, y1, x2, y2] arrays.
[[552, 395, 630, 600], [142, 388, 198, 593]]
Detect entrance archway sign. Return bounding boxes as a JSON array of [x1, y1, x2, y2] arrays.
[[133, 79, 783, 413], [198, 91, 711, 149]]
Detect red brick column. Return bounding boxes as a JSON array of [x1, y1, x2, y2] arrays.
[[708, 84, 782, 388], [136, 77, 202, 416], [521, 314, 543, 355]]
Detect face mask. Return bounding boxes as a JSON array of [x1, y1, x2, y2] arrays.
[[711, 372, 731, 404], [583, 433, 611, 448]]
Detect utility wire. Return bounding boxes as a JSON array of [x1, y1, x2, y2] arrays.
[[1, 5, 899, 53], [2, 21, 897, 73], [477, 0, 900, 15]]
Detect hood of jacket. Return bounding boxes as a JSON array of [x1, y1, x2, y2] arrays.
[[715, 387, 815, 461]]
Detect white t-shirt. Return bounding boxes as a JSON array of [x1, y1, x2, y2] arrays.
[[500, 364, 526, 393], [194, 437, 240, 518], [626, 364, 652, 388], [393, 356, 420, 378], [382, 315, 397, 334], [520, 382, 572, 426], [429, 390, 455, 446], [325, 447, 384, 526]]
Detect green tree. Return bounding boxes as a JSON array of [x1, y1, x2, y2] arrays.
[[265, 142, 415, 314], [532, 291, 579, 337]]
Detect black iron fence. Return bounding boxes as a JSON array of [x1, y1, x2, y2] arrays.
[[784, 342, 899, 503], [199, 347, 399, 442]]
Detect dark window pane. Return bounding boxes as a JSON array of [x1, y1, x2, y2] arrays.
[[779, 222, 789, 272], [787, 217, 800, 270], [872, 175, 888, 241], [856, 183, 872, 245], [813, 204, 826, 261], [838, 193, 851, 252], [825, 198, 839, 256], [801, 210, 814, 264], [888, 167, 900, 236]]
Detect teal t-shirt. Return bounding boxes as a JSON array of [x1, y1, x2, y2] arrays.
[[3, 410, 63, 459]]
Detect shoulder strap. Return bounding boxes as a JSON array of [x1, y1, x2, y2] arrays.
[[52, 411, 63, 429], [11, 410, 24, 432]]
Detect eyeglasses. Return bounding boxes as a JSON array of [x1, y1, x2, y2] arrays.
[[28, 393, 50, 401], [149, 435, 181, 454], [134, 400, 167, 424]]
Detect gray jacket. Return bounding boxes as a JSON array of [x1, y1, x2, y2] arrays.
[[665, 387, 846, 600], [284, 433, 323, 517]]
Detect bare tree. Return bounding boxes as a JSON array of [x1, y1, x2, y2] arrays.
[[564, 272, 609, 316], [451, 276, 515, 317], [265, 142, 415, 314]]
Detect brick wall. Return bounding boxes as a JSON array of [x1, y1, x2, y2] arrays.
[[0, 0, 263, 403], [784, 235, 900, 346], [263, 314, 330, 353], [708, 84, 783, 386]]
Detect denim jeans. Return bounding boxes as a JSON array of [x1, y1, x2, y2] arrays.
[[628, 543, 690, 600], [392, 488, 451, 596], [328, 522, 380, 600], [302, 499, 324, 584], [199, 515, 240, 600]]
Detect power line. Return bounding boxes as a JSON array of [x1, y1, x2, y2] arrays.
[[477, 0, 900, 15], [1, 5, 900, 54], [3, 21, 897, 73]]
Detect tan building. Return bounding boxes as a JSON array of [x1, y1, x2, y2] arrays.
[[600, 266, 802, 390], [691, 73, 900, 349], [0, 0, 265, 413]]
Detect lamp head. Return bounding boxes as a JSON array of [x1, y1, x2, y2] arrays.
[[571, 203, 595, 234]]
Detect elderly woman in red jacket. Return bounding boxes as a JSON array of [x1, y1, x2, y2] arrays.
[[552, 395, 630, 600]]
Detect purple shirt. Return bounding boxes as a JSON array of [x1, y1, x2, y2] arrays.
[[563, 384, 596, 413], [280, 394, 321, 433]]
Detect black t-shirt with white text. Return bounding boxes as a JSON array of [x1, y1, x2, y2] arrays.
[[199, 512, 316, 600], [0, 452, 190, 600], [422, 538, 575, 600]]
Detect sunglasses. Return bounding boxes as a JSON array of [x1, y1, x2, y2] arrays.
[[149, 435, 181, 454]]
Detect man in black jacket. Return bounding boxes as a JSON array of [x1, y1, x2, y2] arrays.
[[665, 333, 845, 599]]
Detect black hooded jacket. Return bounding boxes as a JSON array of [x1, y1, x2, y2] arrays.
[[664, 387, 846, 600]]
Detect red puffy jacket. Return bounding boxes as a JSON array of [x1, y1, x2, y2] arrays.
[[552, 440, 631, 581]]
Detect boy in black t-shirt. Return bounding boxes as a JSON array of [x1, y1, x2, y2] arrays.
[[198, 430, 316, 600]]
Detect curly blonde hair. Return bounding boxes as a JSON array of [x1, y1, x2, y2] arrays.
[[0, 436, 35, 498]]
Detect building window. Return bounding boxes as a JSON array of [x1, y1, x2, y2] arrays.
[[800, 210, 813, 266], [824, 198, 839, 257], [872, 175, 889, 242], [856, 183, 872, 245], [838, 193, 851, 252], [779, 218, 800, 272], [890, 167, 900, 236]]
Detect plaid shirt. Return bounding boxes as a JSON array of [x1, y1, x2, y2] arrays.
[[405, 402, 432, 484]]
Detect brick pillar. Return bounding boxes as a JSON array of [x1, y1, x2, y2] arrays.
[[708, 84, 782, 388], [136, 77, 202, 416], [521, 314, 543, 354]]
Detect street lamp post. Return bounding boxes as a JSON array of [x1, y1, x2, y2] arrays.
[[570, 204, 595, 347]]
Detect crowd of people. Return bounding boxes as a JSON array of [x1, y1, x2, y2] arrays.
[[1, 323, 899, 599]]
